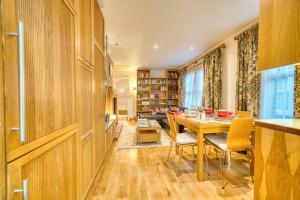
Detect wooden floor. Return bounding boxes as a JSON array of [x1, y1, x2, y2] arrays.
[[88, 124, 253, 200]]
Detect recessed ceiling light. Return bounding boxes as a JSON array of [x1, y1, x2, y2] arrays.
[[153, 44, 158, 49], [190, 46, 194, 50]]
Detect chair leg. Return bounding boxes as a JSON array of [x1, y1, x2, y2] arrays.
[[204, 144, 210, 176], [226, 151, 231, 169], [247, 149, 254, 183], [177, 145, 183, 175], [167, 140, 173, 161], [219, 153, 225, 189], [192, 145, 196, 163], [176, 144, 179, 155], [208, 144, 212, 155]]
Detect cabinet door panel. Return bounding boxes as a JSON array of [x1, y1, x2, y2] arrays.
[[81, 132, 94, 198], [94, 47, 106, 120], [94, 116, 105, 172], [3, 0, 76, 152], [94, 0, 104, 51], [80, 66, 93, 136], [79, 0, 92, 63], [7, 131, 78, 200], [258, 0, 300, 70]]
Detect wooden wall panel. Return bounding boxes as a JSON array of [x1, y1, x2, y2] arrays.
[[106, 87, 113, 114], [0, 9, 6, 198], [94, 47, 106, 118], [258, 0, 300, 71], [94, 0, 105, 52], [79, 0, 93, 64], [80, 65, 93, 136], [254, 127, 300, 199], [7, 130, 78, 200], [3, 0, 76, 152], [81, 132, 94, 198], [94, 117, 105, 173]]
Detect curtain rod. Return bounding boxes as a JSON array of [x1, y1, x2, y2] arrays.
[[179, 44, 226, 70], [234, 23, 259, 40]]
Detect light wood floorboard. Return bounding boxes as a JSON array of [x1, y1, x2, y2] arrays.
[[88, 124, 253, 200]]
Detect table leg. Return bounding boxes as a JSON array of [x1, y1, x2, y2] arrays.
[[197, 129, 204, 181]]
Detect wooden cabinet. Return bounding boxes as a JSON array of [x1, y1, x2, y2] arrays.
[[105, 119, 117, 152], [79, 0, 93, 64], [94, 0, 105, 52], [258, 0, 300, 71], [7, 130, 78, 200], [81, 131, 94, 199], [94, 117, 105, 174], [79, 62, 94, 198], [80, 65, 93, 137], [3, 0, 76, 157], [254, 124, 300, 200], [1, 0, 109, 199]]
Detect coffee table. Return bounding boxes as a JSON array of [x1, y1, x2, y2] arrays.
[[136, 119, 161, 144]]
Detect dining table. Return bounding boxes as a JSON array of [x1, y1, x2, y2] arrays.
[[175, 114, 255, 181]]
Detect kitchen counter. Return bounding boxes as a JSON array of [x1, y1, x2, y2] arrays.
[[254, 118, 300, 199], [255, 119, 300, 136]]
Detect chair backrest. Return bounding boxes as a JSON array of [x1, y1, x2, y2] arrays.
[[166, 113, 177, 141], [226, 118, 253, 151], [235, 110, 253, 118]]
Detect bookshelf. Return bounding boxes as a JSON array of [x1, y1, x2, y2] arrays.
[[136, 69, 179, 116], [137, 69, 150, 113], [167, 70, 179, 107], [150, 78, 167, 110]]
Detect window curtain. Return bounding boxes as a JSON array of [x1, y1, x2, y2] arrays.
[[235, 24, 261, 117], [203, 48, 223, 111], [184, 68, 204, 109], [295, 65, 300, 118], [178, 68, 186, 106]]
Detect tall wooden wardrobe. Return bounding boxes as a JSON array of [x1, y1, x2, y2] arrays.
[[1, 0, 108, 199]]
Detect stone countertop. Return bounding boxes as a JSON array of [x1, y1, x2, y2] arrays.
[[255, 119, 300, 136]]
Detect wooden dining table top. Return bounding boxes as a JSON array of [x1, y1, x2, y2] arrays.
[[175, 114, 233, 129]]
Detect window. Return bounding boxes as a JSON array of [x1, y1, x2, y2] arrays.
[[184, 68, 204, 109], [260, 65, 294, 119]]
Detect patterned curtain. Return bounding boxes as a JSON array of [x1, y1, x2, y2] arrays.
[[203, 48, 223, 111], [295, 65, 300, 118], [235, 24, 261, 117], [178, 68, 186, 106]]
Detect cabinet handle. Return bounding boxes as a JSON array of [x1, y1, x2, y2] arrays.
[[14, 179, 28, 200], [9, 21, 26, 143]]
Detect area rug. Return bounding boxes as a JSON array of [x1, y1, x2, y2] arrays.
[[117, 120, 171, 149]]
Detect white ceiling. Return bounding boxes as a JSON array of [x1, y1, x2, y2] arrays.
[[102, 0, 259, 69]]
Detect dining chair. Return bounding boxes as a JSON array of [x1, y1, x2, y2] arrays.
[[235, 110, 253, 118], [204, 118, 253, 189], [166, 113, 197, 174]]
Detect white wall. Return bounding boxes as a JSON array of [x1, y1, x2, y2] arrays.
[[115, 79, 129, 112], [222, 37, 238, 111]]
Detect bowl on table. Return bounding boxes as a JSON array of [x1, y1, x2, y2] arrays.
[[217, 110, 234, 118]]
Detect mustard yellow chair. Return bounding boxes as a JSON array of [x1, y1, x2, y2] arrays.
[[166, 113, 197, 174], [235, 110, 253, 118], [204, 118, 253, 188]]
